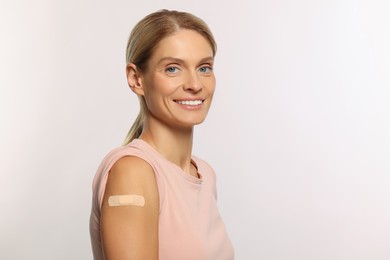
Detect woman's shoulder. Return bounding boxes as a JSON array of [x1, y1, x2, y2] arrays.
[[100, 139, 154, 167], [106, 155, 157, 198], [92, 139, 163, 211], [192, 155, 217, 180], [192, 155, 214, 170]]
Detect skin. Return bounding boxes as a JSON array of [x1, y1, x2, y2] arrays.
[[101, 29, 216, 259]]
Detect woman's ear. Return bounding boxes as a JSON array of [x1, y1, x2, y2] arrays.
[[126, 63, 145, 96]]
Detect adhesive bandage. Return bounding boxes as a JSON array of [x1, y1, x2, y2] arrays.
[[108, 194, 145, 207]]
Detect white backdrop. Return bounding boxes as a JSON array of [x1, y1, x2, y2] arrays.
[[1, 0, 389, 259]]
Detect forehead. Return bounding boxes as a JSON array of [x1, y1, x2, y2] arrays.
[[150, 29, 214, 63]]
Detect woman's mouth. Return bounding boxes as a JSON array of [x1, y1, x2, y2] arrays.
[[175, 100, 204, 106]]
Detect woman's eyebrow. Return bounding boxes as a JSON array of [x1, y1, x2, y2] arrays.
[[199, 57, 214, 64], [157, 56, 214, 65], [157, 57, 184, 65]]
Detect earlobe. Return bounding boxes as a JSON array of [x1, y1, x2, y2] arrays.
[[126, 63, 145, 96]]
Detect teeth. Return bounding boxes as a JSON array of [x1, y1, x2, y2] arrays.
[[177, 100, 203, 106]]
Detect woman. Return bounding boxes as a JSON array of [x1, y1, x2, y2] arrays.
[[90, 10, 234, 260]]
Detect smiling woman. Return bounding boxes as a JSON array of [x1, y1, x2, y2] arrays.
[[89, 10, 234, 260], [128, 29, 216, 130]]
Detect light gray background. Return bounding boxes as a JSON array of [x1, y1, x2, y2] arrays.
[[1, 0, 389, 259]]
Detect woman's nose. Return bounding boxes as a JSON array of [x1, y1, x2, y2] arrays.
[[183, 72, 203, 92]]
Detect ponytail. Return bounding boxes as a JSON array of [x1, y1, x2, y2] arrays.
[[123, 113, 143, 145], [123, 98, 146, 145]]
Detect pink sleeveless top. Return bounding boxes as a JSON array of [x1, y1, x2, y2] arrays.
[[90, 139, 234, 260]]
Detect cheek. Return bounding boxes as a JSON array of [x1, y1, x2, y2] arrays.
[[151, 76, 180, 94], [206, 76, 216, 94]]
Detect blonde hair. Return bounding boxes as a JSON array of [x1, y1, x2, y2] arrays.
[[123, 10, 217, 145]]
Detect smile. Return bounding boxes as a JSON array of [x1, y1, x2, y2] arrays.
[[175, 100, 204, 106]]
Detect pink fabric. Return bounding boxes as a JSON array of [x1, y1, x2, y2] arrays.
[[90, 139, 234, 260]]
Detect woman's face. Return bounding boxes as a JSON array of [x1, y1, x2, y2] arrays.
[[137, 29, 215, 128]]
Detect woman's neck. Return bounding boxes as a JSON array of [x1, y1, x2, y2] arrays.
[[139, 119, 194, 173]]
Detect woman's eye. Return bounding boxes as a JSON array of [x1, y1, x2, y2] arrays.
[[165, 67, 179, 74], [199, 66, 213, 73]]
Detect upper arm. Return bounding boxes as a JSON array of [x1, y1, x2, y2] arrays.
[[101, 156, 159, 260]]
